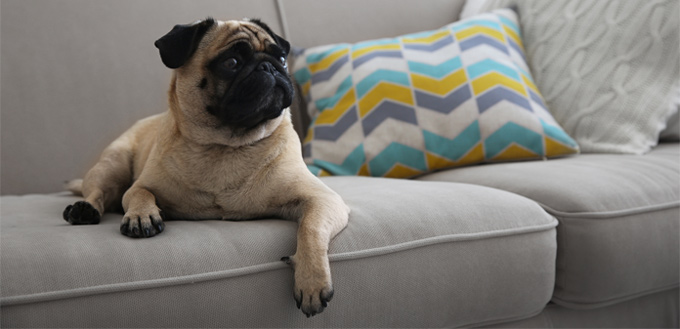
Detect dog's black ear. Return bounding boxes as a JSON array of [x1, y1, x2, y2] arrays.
[[247, 18, 290, 55], [154, 18, 216, 69]]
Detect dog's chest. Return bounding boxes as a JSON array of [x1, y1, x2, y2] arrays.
[[154, 145, 277, 219]]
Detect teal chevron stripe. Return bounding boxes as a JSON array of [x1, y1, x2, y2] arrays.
[[313, 144, 366, 176], [451, 19, 502, 32], [423, 121, 481, 160], [499, 16, 520, 35], [356, 69, 410, 99], [307, 164, 324, 176], [306, 44, 349, 64], [408, 57, 462, 79], [315, 75, 353, 112], [484, 122, 544, 158], [467, 59, 520, 81], [369, 143, 427, 177], [540, 119, 578, 148], [294, 68, 311, 85]]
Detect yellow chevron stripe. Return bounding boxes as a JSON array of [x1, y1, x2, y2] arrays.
[[454, 26, 505, 44], [352, 44, 401, 59], [309, 48, 349, 73], [425, 152, 457, 170], [358, 83, 414, 117], [358, 163, 370, 176], [491, 144, 539, 162], [472, 72, 527, 96], [319, 169, 332, 177], [425, 143, 484, 170], [456, 143, 485, 165], [315, 89, 357, 125], [411, 69, 467, 96], [402, 30, 450, 44], [385, 164, 422, 178], [301, 81, 311, 98], [522, 74, 540, 95], [303, 128, 313, 144], [503, 25, 521, 47], [545, 137, 577, 156]]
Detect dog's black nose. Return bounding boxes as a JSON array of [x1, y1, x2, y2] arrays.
[[257, 61, 275, 73]]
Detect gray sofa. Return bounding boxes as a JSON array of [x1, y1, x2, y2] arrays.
[[1, 0, 678, 328]]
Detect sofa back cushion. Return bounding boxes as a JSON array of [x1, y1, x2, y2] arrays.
[[461, 0, 680, 154]]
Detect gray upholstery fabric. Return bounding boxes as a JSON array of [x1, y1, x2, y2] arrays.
[[418, 144, 680, 307], [484, 288, 679, 328], [1, 178, 556, 328]]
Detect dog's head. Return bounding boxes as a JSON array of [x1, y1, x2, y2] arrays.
[[155, 18, 294, 146]]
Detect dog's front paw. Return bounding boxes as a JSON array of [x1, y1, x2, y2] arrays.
[[282, 255, 334, 317], [120, 209, 165, 238], [63, 201, 101, 225]]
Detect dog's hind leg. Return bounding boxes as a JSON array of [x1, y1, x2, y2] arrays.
[[63, 137, 134, 225]]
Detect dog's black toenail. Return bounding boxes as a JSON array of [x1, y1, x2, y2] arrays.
[[144, 228, 151, 237], [319, 293, 328, 307], [156, 222, 165, 232], [120, 224, 129, 235], [295, 289, 302, 309]]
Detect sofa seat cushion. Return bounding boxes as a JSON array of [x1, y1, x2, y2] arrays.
[[418, 143, 680, 309], [2, 178, 556, 328]]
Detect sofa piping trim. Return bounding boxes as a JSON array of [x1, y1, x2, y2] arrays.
[[0, 221, 557, 306], [537, 200, 679, 219]]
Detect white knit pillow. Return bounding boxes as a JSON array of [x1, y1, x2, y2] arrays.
[[461, 0, 680, 154]]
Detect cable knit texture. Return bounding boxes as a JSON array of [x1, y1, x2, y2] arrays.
[[462, 0, 680, 154]]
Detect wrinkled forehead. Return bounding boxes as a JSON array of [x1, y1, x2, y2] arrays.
[[206, 20, 276, 52]]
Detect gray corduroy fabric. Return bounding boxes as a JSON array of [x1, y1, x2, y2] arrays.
[[1, 178, 556, 328], [419, 143, 680, 308]]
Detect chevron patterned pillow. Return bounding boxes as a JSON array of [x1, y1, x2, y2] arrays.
[[292, 8, 579, 178]]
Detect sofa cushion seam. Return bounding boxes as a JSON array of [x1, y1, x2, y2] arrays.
[[537, 200, 679, 219]]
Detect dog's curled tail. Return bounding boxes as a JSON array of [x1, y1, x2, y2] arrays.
[[64, 179, 84, 196]]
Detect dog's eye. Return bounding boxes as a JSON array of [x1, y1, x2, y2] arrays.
[[280, 56, 287, 69], [224, 58, 238, 70]]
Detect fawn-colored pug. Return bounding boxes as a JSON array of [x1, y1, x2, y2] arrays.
[[63, 18, 349, 317]]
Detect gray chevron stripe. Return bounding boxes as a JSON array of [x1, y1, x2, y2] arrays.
[[529, 90, 547, 110], [303, 143, 312, 158], [311, 55, 349, 84], [403, 35, 454, 52], [460, 35, 508, 54], [477, 87, 532, 113], [361, 101, 418, 136], [313, 106, 359, 141], [415, 85, 472, 114], [352, 50, 402, 69]]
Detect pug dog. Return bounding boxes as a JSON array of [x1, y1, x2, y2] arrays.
[[62, 18, 350, 317]]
